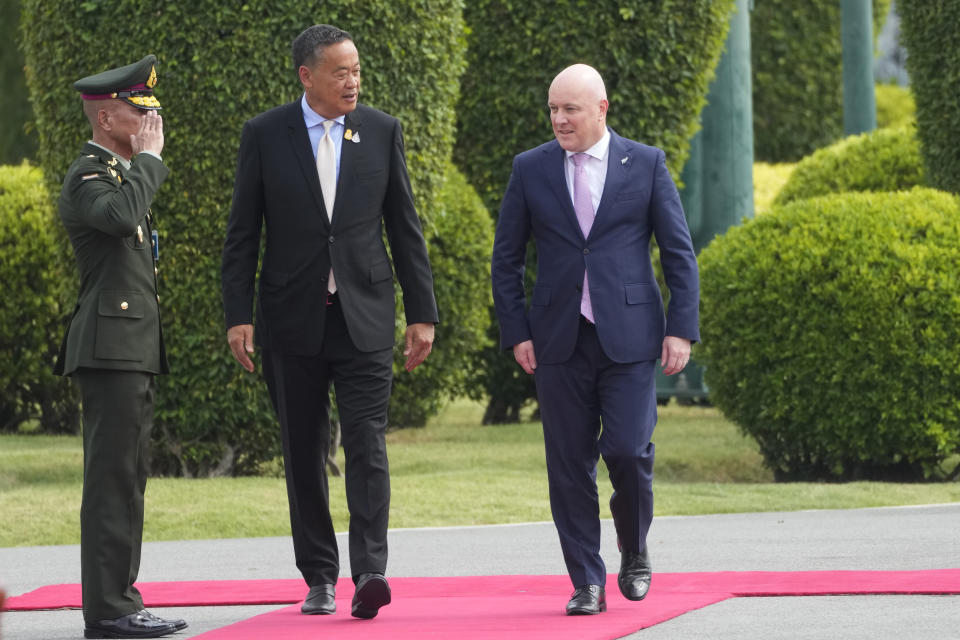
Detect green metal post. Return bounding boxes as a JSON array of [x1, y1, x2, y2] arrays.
[[841, 0, 877, 135], [663, 0, 754, 404]]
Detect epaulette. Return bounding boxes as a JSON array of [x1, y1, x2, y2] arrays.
[[76, 154, 123, 183]]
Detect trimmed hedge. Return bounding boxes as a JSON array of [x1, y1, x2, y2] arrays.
[[21, 0, 468, 475], [773, 126, 924, 205], [0, 0, 35, 164], [899, 1, 960, 194], [456, 0, 734, 422], [0, 163, 78, 433], [699, 188, 960, 480], [875, 83, 915, 129], [751, 0, 890, 162], [388, 162, 494, 427]]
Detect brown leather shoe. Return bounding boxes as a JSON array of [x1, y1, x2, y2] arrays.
[[618, 547, 652, 601], [351, 573, 391, 619], [301, 583, 336, 615], [83, 610, 180, 638], [565, 584, 606, 615]]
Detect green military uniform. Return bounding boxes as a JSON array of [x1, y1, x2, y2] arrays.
[[54, 55, 174, 630]]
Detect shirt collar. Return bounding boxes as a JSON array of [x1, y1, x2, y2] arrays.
[[565, 127, 611, 163], [301, 94, 346, 128], [87, 141, 130, 170]]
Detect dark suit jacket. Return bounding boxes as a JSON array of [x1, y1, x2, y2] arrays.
[[55, 142, 169, 376], [221, 101, 438, 355], [491, 129, 699, 365]]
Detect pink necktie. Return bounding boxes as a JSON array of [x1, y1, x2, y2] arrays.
[[572, 152, 595, 323]]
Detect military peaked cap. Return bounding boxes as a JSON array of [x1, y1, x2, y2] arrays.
[[74, 54, 161, 110]]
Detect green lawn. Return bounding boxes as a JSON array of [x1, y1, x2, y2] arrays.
[[2, 399, 958, 548]]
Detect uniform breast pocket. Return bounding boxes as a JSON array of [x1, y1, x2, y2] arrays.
[[94, 291, 146, 361]]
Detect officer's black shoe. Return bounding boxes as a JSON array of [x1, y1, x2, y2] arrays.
[[83, 610, 181, 638]]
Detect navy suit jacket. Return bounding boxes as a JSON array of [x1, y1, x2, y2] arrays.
[[491, 129, 699, 365]]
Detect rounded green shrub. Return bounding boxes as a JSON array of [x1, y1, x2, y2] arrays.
[[751, 0, 890, 162], [899, 1, 960, 195], [389, 163, 494, 427], [21, 0, 468, 475], [699, 188, 960, 480], [0, 163, 78, 433], [773, 126, 924, 205], [875, 84, 915, 130]]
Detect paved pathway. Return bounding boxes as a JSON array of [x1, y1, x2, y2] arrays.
[[2, 504, 958, 639]]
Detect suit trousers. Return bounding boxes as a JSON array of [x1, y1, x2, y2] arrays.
[[262, 294, 394, 586], [74, 368, 154, 622], [534, 317, 657, 588]]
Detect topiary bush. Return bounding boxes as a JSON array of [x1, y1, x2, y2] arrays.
[[898, 1, 960, 195], [875, 83, 915, 129], [21, 0, 468, 475], [0, 163, 78, 434], [456, 0, 735, 422], [751, 0, 890, 162], [699, 188, 960, 481], [773, 126, 924, 205], [388, 162, 494, 427]]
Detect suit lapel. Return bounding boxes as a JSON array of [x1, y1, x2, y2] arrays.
[[285, 102, 327, 223], [331, 108, 364, 229], [593, 130, 630, 231], [543, 142, 585, 240]]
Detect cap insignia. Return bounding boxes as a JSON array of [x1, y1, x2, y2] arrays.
[[147, 66, 157, 89]]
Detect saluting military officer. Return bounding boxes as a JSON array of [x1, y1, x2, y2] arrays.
[[54, 55, 187, 639]]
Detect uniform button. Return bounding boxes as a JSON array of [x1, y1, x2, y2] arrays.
[[576, 284, 582, 292], [583, 248, 590, 255], [120, 301, 129, 310], [329, 236, 335, 244], [156, 295, 160, 302], [154, 267, 159, 276]]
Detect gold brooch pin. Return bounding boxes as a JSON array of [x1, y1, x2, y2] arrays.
[[345, 129, 353, 140]]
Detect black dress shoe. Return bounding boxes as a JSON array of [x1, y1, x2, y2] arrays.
[[618, 547, 652, 601], [139, 610, 187, 631], [565, 584, 606, 615], [351, 573, 391, 619], [83, 610, 179, 638], [301, 583, 337, 615]]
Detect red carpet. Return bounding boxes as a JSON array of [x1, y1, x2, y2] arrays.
[[7, 571, 960, 639]]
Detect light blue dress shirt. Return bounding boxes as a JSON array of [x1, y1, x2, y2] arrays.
[[301, 93, 345, 183]]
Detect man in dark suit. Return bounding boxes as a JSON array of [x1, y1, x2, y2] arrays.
[[221, 24, 438, 619], [491, 64, 700, 615], [55, 55, 187, 638]]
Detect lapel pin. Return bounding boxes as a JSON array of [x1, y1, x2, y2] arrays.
[[350, 130, 360, 144], [345, 129, 353, 140], [621, 156, 629, 165]]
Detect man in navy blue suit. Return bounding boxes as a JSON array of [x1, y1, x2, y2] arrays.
[[491, 64, 699, 615]]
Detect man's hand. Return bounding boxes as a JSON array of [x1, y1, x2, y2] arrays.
[[131, 110, 164, 156], [513, 340, 537, 375], [227, 324, 255, 373], [403, 322, 435, 371], [660, 335, 691, 376]]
